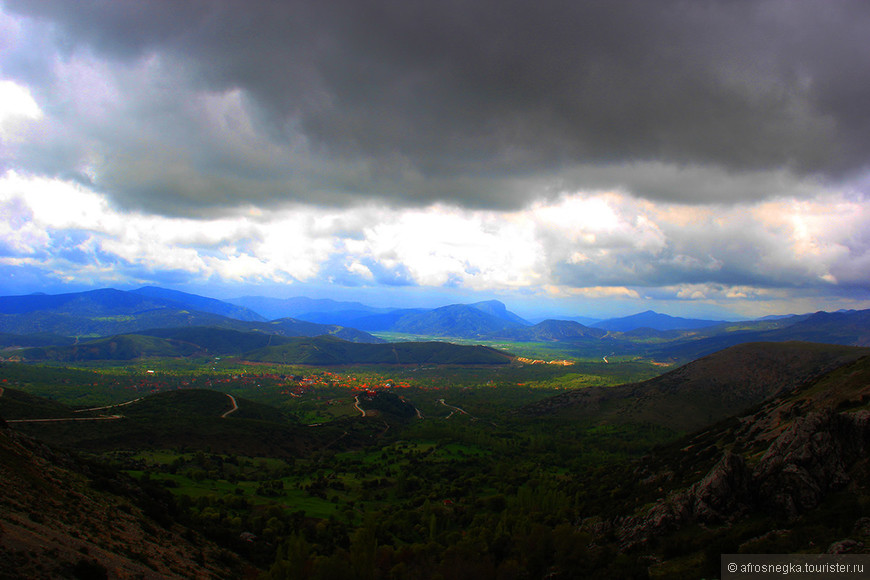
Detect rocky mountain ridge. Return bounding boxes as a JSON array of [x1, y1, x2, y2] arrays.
[[601, 352, 870, 557]]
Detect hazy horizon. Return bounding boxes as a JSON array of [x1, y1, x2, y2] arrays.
[[0, 281, 813, 323]]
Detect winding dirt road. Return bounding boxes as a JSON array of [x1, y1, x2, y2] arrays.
[[439, 398, 470, 419], [3, 391, 243, 423], [353, 395, 366, 417], [2, 387, 129, 423], [73, 398, 143, 413], [6, 415, 124, 423], [221, 394, 239, 418]]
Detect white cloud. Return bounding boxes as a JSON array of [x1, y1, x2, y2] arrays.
[[669, 283, 769, 302], [752, 195, 868, 285], [346, 260, 375, 281], [0, 198, 47, 254], [204, 252, 276, 283], [2, 167, 870, 316], [544, 285, 641, 300], [0, 80, 44, 162], [353, 205, 544, 289], [0, 80, 42, 122], [249, 214, 339, 282], [0, 171, 113, 231]]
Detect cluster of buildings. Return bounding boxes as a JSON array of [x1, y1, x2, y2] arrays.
[[515, 357, 574, 366], [279, 371, 413, 397]]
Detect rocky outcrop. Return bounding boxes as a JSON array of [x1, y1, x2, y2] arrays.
[[754, 410, 870, 518], [616, 410, 870, 549], [617, 451, 752, 549]]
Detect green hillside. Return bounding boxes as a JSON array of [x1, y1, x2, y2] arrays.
[[0, 332, 75, 349], [12, 327, 392, 362], [259, 318, 384, 343], [520, 341, 870, 431], [0, 387, 75, 420], [140, 326, 295, 353], [5, 388, 331, 458], [243, 335, 514, 365], [17, 334, 200, 362], [123, 389, 289, 423]]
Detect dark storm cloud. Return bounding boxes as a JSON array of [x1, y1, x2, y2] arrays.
[[5, 0, 870, 214]]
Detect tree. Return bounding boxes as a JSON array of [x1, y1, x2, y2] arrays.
[[349, 517, 378, 580], [264, 534, 312, 580]]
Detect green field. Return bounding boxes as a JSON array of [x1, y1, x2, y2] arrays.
[[372, 331, 621, 361]]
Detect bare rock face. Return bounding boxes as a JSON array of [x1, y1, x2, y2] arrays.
[[754, 411, 870, 518], [827, 539, 864, 554], [618, 451, 752, 549], [689, 450, 754, 522], [616, 410, 870, 548], [853, 517, 870, 537]]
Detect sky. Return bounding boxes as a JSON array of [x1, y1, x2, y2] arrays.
[[1, 0, 869, 320]]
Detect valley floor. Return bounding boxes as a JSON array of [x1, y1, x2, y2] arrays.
[[2, 342, 870, 578]]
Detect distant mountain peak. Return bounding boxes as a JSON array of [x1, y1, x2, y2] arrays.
[[472, 299, 507, 311], [389, 302, 527, 337], [130, 286, 266, 322], [592, 310, 724, 332], [469, 300, 530, 327]]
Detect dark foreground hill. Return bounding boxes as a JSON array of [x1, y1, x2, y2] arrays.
[[1, 387, 411, 460], [2, 389, 325, 457], [0, 386, 74, 420], [0, 426, 246, 578], [520, 341, 870, 431]]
